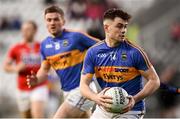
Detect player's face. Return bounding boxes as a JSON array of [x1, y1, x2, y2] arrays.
[[45, 12, 65, 36], [21, 23, 36, 42], [107, 17, 128, 41]]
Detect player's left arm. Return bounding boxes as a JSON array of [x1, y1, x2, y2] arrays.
[[80, 48, 112, 111], [122, 47, 160, 113], [134, 66, 160, 103], [132, 47, 160, 103]]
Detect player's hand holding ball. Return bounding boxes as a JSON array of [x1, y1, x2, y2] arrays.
[[94, 87, 113, 112], [102, 87, 134, 113], [26, 71, 38, 88], [120, 95, 135, 114]]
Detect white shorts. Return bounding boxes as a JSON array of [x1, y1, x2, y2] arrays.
[[16, 85, 49, 112], [64, 82, 97, 112], [91, 106, 144, 119]]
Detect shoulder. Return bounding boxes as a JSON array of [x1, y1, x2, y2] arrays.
[[64, 29, 83, 36], [9, 42, 21, 50], [65, 29, 86, 36], [124, 39, 147, 55], [125, 39, 151, 66], [41, 37, 51, 46], [7, 43, 22, 56], [65, 29, 100, 41], [87, 41, 105, 52]]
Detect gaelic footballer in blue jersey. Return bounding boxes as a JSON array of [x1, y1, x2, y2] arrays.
[[26, 5, 99, 118], [80, 8, 160, 119]]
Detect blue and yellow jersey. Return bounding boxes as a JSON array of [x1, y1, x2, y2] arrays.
[[40, 29, 99, 91], [82, 39, 152, 111]]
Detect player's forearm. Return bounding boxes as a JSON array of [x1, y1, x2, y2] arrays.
[[4, 65, 16, 73], [80, 81, 97, 101], [36, 68, 48, 84], [81, 84, 98, 101], [134, 78, 160, 103]]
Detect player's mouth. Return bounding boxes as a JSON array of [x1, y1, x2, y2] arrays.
[[50, 27, 56, 31], [119, 34, 125, 38]]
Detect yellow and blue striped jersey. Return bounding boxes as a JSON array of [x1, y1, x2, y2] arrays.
[[82, 39, 152, 111], [40, 29, 99, 91]]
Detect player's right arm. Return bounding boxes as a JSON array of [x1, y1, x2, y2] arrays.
[[4, 57, 26, 73], [27, 42, 51, 88], [26, 60, 51, 88], [80, 49, 112, 111], [80, 73, 112, 111], [3, 45, 26, 73]]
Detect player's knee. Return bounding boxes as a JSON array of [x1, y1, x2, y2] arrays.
[[20, 110, 32, 118], [80, 110, 91, 118], [31, 101, 45, 118]]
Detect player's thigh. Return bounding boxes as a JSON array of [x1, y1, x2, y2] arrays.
[[20, 109, 31, 118], [54, 87, 94, 118], [90, 105, 112, 119], [66, 87, 95, 112], [114, 113, 144, 119], [30, 85, 49, 117], [91, 105, 144, 119], [16, 90, 31, 117], [53, 101, 89, 118]]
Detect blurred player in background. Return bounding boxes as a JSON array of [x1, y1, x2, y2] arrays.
[[26, 5, 99, 118], [80, 8, 160, 119], [3, 21, 49, 118]]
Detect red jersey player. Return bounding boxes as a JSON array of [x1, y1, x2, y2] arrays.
[[3, 21, 48, 118]]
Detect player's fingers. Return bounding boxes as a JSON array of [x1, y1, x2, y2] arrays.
[[26, 75, 30, 79], [127, 95, 133, 99], [122, 104, 130, 111], [120, 108, 129, 114], [103, 105, 111, 110], [100, 97, 112, 105], [121, 96, 134, 114], [101, 103, 111, 112], [128, 95, 135, 107], [28, 85, 31, 88], [121, 104, 131, 114], [31, 70, 35, 75], [26, 78, 30, 82], [104, 98, 113, 104], [102, 87, 111, 94], [30, 74, 35, 79], [101, 95, 112, 99]]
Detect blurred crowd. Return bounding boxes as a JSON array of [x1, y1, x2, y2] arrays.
[[0, 15, 21, 31]]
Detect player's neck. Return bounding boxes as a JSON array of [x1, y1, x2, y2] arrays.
[[105, 37, 122, 48], [23, 38, 34, 44], [51, 29, 63, 38]]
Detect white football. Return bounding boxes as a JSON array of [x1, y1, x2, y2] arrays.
[[104, 87, 129, 113]]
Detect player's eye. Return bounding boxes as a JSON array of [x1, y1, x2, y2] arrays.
[[116, 24, 127, 29], [116, 24, 124, 29], [123, 25, 127, 29], [47, 18, 51, 22], [54, 18, 60, 21]]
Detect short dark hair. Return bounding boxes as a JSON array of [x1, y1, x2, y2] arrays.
[[26, 20, 37, 30], [103, 8, 131, 21], [44, 5, 64, 16]]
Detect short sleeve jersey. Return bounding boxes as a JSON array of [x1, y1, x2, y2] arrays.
[[7, 41, 47, 91], [82, 39, 152, 111], [40, 29, 98, 91]]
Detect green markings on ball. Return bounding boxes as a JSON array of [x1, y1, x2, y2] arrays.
[[104, 87, 129, 113]]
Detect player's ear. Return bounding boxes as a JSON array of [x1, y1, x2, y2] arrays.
[[44, 14, 46, 20], [63, 19, 65, 25], [62, 18, 65, 26], [104, 24, 109, 33], [103, 19, 111, 33]]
